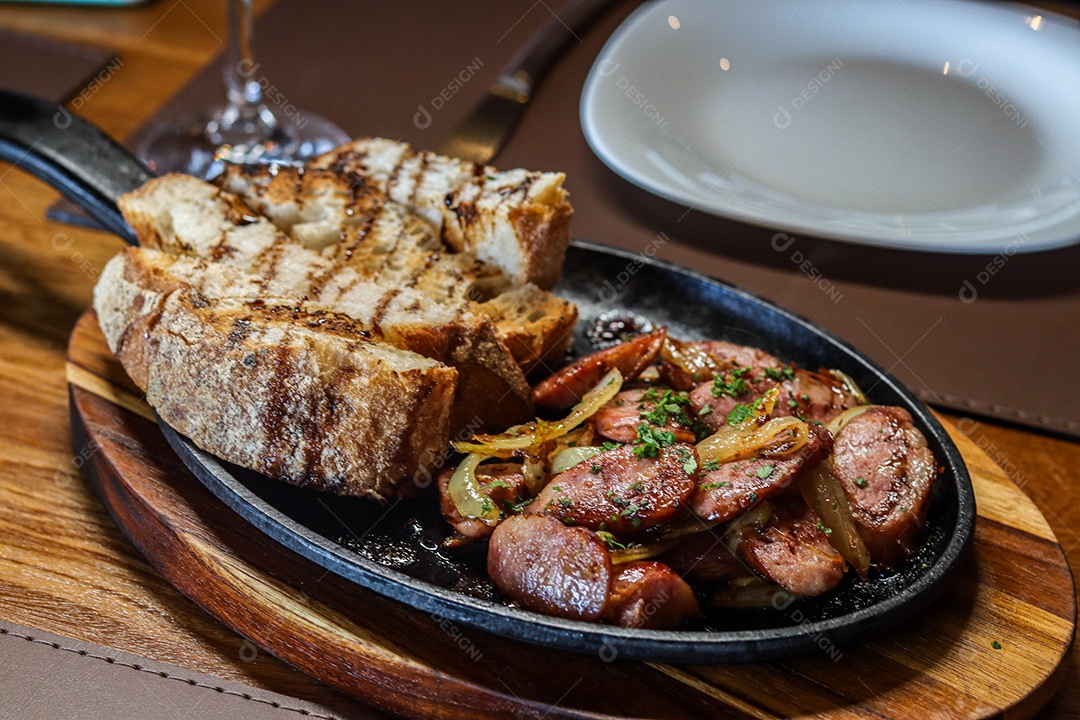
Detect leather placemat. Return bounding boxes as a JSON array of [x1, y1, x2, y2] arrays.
[[0, 28, 117, 105], [61, 0, 1080, 439]]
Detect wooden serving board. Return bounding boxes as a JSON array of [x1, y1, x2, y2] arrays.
[[67, 309, 1075, 720]]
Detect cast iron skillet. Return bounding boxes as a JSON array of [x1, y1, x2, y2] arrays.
[[0, 91, 976, 663]]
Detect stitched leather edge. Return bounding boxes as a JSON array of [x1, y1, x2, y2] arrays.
[[0, 627, 341, 719], [917, 389, 1080, 433]]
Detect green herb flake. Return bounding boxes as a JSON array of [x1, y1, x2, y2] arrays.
[[590, 464, 601, 475], [632, 423, 677, 458], [726, 403, 754, 426], [675, 446, 699, 475], [698, 405, 713, 416], [601, 441, 623, 451], [756, 464, 775, 480], [763, 366, 795, 381], [629, 482, 644, 492], [748, 492, 758, 503], [991, 640, 1003, 650], [597, 530, 627, 551], [702, 458, 723, 472], [855, 477, 868, 488], [816, 520, 833, 536], [701, 480, 732, 490], [486, 478, 510, 490]]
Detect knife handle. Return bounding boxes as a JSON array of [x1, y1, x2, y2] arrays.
[[497, 0, 619, 99], [0, 91, 150, 244]]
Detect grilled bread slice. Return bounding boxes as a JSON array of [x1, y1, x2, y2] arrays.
[[307, 137, 572, 289], [120, 172, 575, 373], [94, 250, 456, 500]]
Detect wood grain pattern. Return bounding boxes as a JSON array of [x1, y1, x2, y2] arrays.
[[67, 309, 1075, 720]]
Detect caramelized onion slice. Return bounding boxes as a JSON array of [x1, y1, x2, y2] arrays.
[[454, 369, 624, 458], [697, 416, 810, 465], [825, 405, 877, 438], [549, 446, 604, 476], [827, 368, 869, 406], [800, 461, 870, 579], [661, 337, 725, 382], [448, 454, 499, 526], [605, 536, 680, 565]]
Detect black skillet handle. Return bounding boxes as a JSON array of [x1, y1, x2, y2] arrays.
[[0, 90, 153, 244]]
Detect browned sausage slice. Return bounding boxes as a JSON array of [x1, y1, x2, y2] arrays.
[[603, 561, 701, 629], [689, 424, 833, 523], [528, 443, 698, 537], [772, 369, 861, 424], [488, 514, 612, 621], [688, 378, 779, 432], [830, 406, 936, 566], [659, 531, 750, 586], [438, 463, 528, 540], [739, 498, 846, 597], [592, 388, 698, 444], [533, 328, 666, 411]]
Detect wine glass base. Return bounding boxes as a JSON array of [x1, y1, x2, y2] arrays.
[[137, 106, 350, 179]]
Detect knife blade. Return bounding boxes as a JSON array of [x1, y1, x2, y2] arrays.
[[438, 0, 619, 165]]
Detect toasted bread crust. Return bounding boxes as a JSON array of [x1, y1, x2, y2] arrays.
[[94, 250, 455, 499], [309, 138, 572, 289]]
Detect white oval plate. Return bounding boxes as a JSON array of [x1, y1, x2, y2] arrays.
[[580, 0, 1080, 253]]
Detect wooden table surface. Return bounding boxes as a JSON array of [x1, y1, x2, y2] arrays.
[[0, 0, 1077, 717]]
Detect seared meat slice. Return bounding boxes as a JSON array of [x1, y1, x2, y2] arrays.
[[689, 377, 779, 433], [592, 388, 699, 444], [603, 561, 701, 629], [772, 369, 861, 424], [533, 328, 666, 411], [830, 406, 936, 566], [689, 424, 833, 523], [740, 498, 846, 597], [528, 443, 698, 538], [659, 531, 750, 586], [660, 339, 785, 390], [438, 463, 528, 540], [488, 514, 612, 621]]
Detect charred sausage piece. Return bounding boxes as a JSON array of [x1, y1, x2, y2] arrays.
[[528, 443, 698, 538], [689, 425, 833, 523], [772, 369, 861, 424], [488, 514, 612, 621], [739, 497, 846, 597], [533, 328, 667, 411], [438, 463, 529, 539], [592, 388, 699, 445], [603, 561, 701, 629], [659, 531, 750, 585], [830, 406, 936, 566], [689, 377, 778, 432]]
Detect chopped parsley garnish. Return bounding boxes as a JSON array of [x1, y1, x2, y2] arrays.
[[762, 366, 795, 381], [590, 464, 601, 475], [855, 477, 868, 488], [702, 458, 723, 472], [991, 640, 1003, 650], [711, 367, 752, 398], [629, 482, 644, 492], [486, 478, 510, 489], [898, 506, 908, 513], [748, 492, 758, 503], [725, 394, 767, 427], [756, 464, 775, 480], [698, 405, 713, 416], [641, 387, 661, 403], [675, 446, 698, 475], [596, 531, 628, 551], [601, 441, 623, 451], [788, 398, 799, 409], [701, 480, 732, 490], [640, 389, 694, 428], [632, 423, 677, 458], [816, 520, 833, 536]]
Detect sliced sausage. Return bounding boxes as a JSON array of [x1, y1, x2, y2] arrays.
[[689, 424, 833, 523], [533, 328, 667, 411], [660, 340, 785, 391], [488, 514, 612, 621], [528, 443, 698, 538], [603, 561, 701, 629], [438, 463, 528, 540], [739, 498, 846, 597], [772, 369, 861, 424], [830, 406, 936, 566], [689, 378, 778, 432], [592, 388, 698, 444]]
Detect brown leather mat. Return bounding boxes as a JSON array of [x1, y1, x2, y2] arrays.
[[0, 28, 117, 105], [72, 0, 1080, 438]]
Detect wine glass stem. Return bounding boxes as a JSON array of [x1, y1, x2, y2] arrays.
[[220, 0, 277, 137]]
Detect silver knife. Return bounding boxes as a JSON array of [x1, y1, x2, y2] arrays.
[[438, 0, 619, 165]]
